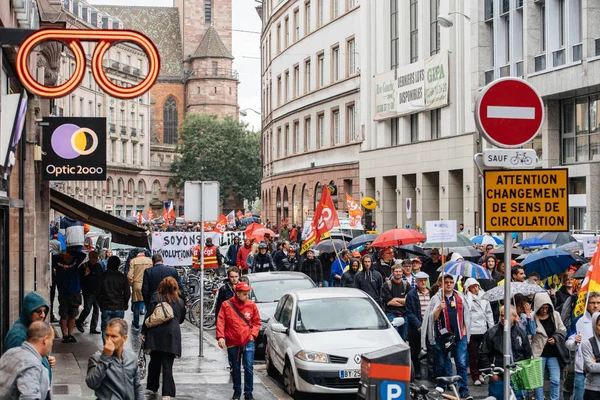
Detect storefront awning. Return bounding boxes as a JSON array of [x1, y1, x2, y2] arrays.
[[50, 189, 150, 248]]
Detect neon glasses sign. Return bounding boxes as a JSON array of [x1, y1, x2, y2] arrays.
[[16, 29, 160, 99]]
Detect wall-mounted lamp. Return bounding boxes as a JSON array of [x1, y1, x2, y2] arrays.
[[441, 186, 446, 192], [376, 190, 381, 197], [465, 184, 470, 191], [415, 187, 421, 194], [395, 188, 401, 195]]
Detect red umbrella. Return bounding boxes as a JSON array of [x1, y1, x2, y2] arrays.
[[370, 228, 426, 248], [250, 227, 275, 241], [244, 222, 265, 237]]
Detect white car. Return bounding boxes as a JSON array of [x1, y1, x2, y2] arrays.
[[264, 288, 405, 398]]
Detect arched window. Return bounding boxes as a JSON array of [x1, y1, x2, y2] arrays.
[[117, 178, 124, 197], [167, 184, 174, 199], [138, 180, 146, 197], [106, 177, 113, 196], [128, 179, 135, 196], [163, 96, 178, 144], [205, 0, 212, 23], [152, 180, 161, 198]]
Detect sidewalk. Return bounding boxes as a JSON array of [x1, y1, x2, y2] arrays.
[[50, 311, 280, 399]]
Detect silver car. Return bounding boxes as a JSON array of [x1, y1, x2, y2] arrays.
[[265, 288, 405, 398]]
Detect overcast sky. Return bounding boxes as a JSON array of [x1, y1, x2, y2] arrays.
[[90, 0, 262, 130]]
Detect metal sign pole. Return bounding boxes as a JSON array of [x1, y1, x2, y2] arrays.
[[503, 232, 512, 399], [199, 182, 205, 357]]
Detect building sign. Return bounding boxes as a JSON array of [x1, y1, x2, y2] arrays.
[[425, 220, 457, 243], [374, 51, 449, 120], [16, 29, 160, 99], [42, 117, 107, 181], [484, 169, 568, 232]]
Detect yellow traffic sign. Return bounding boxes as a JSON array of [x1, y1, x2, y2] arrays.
[[484, 169, 568, 232]]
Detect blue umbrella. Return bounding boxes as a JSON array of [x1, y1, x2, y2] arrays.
[[348, 233, 379, 250], [439, 260, 492, 279], [471, 235, 503, 245], [518, 237, 554, 247], [520, 249, 577, 280]]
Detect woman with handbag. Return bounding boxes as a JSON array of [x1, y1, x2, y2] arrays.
[[142, 277, 185, 400]]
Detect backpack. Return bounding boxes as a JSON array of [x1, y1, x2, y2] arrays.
[[386, 279, 410, 296]]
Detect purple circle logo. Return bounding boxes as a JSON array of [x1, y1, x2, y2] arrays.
[[51, 124, 98, 159]]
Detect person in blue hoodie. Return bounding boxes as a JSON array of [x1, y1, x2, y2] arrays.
[[4, 292, 55, 383], [53, 250, 86, 343]]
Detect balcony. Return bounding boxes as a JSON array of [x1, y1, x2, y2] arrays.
[[573, 43, 582, 62], [553, 48, 565, 67], [111, 60, 121, 70], [123, 65, 131, 73], [120, 125, 126, 135], [195, 68, 239, 80], [109, 123, 116, 133], [534, 54, 546, 72], [132, 67, 141, 76], [131, 127, 137, 137]]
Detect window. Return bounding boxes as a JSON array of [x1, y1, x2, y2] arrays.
[[305, 59, 311, 92], [130, 111, 135, 132], [294, 121, 300, 153], [410, 0, 418, 63], [390, 0, 399, 69], [305, 1, 311, 35], [558, 0, 565, 47], [294, 9, 300, 42], [284, 17, 290, 47], [138, 180, 145, 197], [284, 70, 290, 102], [107, 178, 114, 196], [88, 71, 92, 88], [562, 95, 600, 164], [117, 178, 124, 197], [332, 109, 340, 144], [152, 180, 160, 198], [318, 0, 324, 27], [305, 117, 312, 150], [205, 0, 212, 23], [347, 104, 356, 141], [268, 32, 272, 61], [391, 117, 400, 146], [212, 61, 218, 75], [294, 65, 300, 97], [347, 0, 356, 10], [347, 38, 356, 76], [80, 98, 84, 116], [140, 114, 145, 134], [278, 127, 283, 158], [410, 113, 419, 142], [89, 101, 93, 118], [318, 114, 325, 148], [121, 142, 126, 163], [277, 24, 281, 54], [332, 0, 339, 18], [163, 96, 178, 144], [430, 0, 440, 55], [285, 124, 291, 155], [317, 53, 324, 88], [277, 75, 282, 106], [332, 45, 339, 82], [540, 5, 546, 52], [431, 109, 441, 139]]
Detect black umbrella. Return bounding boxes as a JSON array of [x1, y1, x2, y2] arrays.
[[313, 239, 347, 253], [573, 263, 590, 279], [568, 251, 588, 265], [536, 232, 578, 246], [398, 244, 427, 257], [348, 233, 379, 250], [491, 246, 529, 260]]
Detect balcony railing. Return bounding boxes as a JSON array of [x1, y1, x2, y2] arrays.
[[132, 67, 141, 76], [120, 125, 126, 135], [111, 61, 121, 70], [123, 65, 131, 73], [109, 123, 116, 133], [499, 65, 510, 77], [484, 69, 494, 85], [553, 48, 565, 67], [534, 54, 546, 72], [131, 127, 137, 137], [195, 68, 239, 79], [573, 43, 582, 62]]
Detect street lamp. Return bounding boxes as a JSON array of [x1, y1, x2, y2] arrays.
[[239, 108, 261, 117], [437, 12, 471, 28]]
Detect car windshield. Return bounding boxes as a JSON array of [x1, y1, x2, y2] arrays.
[[250, 279, 315, 303], [294, 297, 388, 332]]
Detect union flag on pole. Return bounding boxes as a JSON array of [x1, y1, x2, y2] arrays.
[[163, 202, 175, 223], [137, 211, 143, 224], [146, 206, 153, 221], [300, 223, 317, 255], [346, 194, 363, 228], [213, 214, 228, 234], [313, 185, 340, 245], [574, 241, 600, 317]]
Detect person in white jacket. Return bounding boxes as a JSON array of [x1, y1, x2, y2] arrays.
[[565, 291, 600, 400], [464, 278, 494, 386]]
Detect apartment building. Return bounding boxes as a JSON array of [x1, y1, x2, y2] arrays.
[[260, 0, 362, 226]]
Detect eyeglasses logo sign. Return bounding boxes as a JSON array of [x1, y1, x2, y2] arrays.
[[51, 124, 98, 159], [16, 29, 160, 99]]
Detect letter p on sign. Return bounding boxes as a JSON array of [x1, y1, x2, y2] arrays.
[[380, 381, 405, 400]]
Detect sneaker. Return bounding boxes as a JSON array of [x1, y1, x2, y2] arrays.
[[243, 394, 253, 400], [89, 330, 101, 334], [232, 392, 241, 400], [140, 309, 145, 315], [474, 379, 481, 386], [68, 335, 77, 343], [62, 336, 70, 343], [76, 323, 84, 333]]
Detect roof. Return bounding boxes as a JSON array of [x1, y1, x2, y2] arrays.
[[292, 287, 369, 301], [191, 25, 233, 59], [94, 6, 183, 78], [245, 271, 312, 282]]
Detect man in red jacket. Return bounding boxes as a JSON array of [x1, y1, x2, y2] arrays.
[[216, 281, 260, 400], [236, 239, 253, 275]]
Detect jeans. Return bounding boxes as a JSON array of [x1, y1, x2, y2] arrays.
[[573, 372, 586, 400], [227, 341, 255, 395], [322, 280, 329, 287], [387, 313, 407, 340], [131, 301, 145, 328], [434, 336, 469, 397], [535, 357, 561, 400], [101, 310, 125, 343], [76, 293, 99, 331], [147, 351, 176, 397], [467, 334, 483, 381], [489, 379, 526, 400]]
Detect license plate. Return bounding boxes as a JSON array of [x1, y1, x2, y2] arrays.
[[339, 370, 361, 379]]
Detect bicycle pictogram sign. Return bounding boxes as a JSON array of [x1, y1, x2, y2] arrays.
[[16, 29, 160, 99]]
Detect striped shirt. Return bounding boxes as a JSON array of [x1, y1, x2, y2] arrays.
[[417, 290, 431, 318]]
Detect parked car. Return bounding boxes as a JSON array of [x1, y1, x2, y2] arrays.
[[265, 288, 405, 398], [241, 272, 317, 359]]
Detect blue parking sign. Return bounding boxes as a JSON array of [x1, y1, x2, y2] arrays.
[[380, 381, 406, 400]]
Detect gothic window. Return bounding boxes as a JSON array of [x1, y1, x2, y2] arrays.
[[163, 96, 178, 144], [205, 0, 212, 23]]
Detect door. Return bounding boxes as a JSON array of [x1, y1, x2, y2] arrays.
[[272, 295, 293, 371]]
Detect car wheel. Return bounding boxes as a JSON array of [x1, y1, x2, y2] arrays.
[[265, 347, 278, 377], [283, 359, 298, 398]]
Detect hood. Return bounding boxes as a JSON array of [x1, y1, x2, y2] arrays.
[[19, 292, 49, 326], [244, 240, 251, 248], [533, 291, 554, 315], [593, 312, 600, 343], [450, 252, 463, 262], [464, 278, 479, 291], [256, 302, 278, 322], [296, 328, 403, 354]]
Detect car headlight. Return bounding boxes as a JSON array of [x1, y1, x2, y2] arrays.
[[295, 350, 329, 363]]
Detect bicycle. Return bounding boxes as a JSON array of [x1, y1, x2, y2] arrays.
[[510, 151, 533, 166], [409, 375, 495, 400], [480, 363, 534, 400]]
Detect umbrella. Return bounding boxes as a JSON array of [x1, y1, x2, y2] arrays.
[[424, 234, 473, 248], [249, 227, 275, 241], [471, 235, 503, 245], [482, 282, 547, 302], [558, 241, 584, 251], [446, 246, 482, 258], [313, 239, 347, 253], [242, 217, 261, 224], [568, 251, 588, 265], [371, 229, 426, 247], [573, 263, 591, 279], [518, 237, 554, 247], [439, 260, 492, 279], [490, 246, 529, 260], [244, 222, 265, 237], [348, 234, 379, 249], [398, 244, 427, 257], [520, 249, 577, 280], [536, 232, 578, 246]]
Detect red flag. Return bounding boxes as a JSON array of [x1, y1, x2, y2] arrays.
[[213, 214, 228, 234], [203, 222, 212, 231], [346, 193, 363, 228], [574, 241, 600, 316], [146, 206, 153, 221], [137, 211, 143, 224], [162, 205, 168, 222], [312, 185, 340, 245], [236, 210, 243, 220]]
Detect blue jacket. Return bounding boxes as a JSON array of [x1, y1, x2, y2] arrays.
[[405, 288, 426, 331], [4, 292, 52, 382], [330, 258, 348, 287], [227, 244, 240, 266], [141, 264, 183, 305], [59, 217, 85, 247], [53, 252, 86, 295]]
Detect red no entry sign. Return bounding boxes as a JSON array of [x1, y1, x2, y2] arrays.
[[475, 78, 544, 148]]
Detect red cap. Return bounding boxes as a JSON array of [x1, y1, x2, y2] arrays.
[[235, 282, 252, 292], [510, 260, 519, 267], [412, 257, 422, 263]]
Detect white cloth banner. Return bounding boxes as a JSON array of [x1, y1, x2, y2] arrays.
[[425, 220, 457, 243], [583, 236, 598, 258], [151, 231, 220, 266]]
